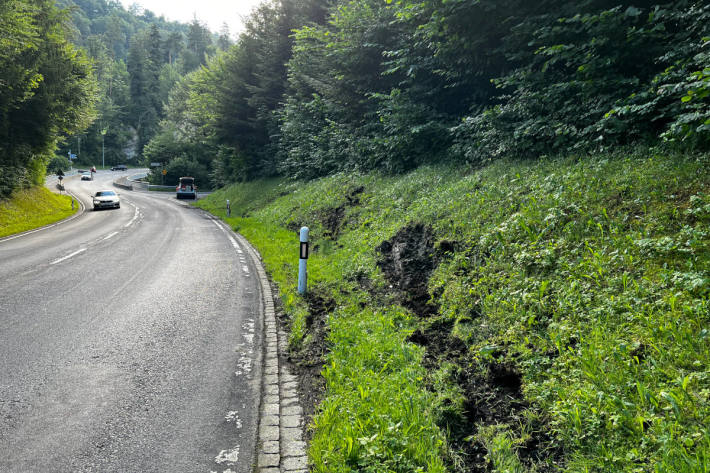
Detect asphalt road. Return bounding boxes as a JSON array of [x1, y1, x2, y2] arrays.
[[0, 171, 263, 472]]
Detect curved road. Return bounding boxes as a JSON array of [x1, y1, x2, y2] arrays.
[[0, 171, 262, 472]]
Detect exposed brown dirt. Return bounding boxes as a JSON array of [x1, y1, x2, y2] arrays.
[[277, 289, 334, 443], [320, 186, 364, 239], [285, 219, 305, 234], [278, 218, 564, 470], [407, 317, 563, 472], [376, 222, 439, 316]]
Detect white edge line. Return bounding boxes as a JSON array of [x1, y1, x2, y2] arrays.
[[50, 248, 86, 265], [102, 231, 119, 241], [123, 207, 140, 228], [212, 219, 227, 233]]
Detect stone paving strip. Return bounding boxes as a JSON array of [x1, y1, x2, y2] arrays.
[[231, 231, 309, 473]]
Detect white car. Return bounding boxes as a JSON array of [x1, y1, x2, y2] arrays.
[[81, 173, 92, 181], [92, 190, 120, 210]]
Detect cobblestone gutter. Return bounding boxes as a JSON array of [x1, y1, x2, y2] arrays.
[[231, 231, 309, 473]]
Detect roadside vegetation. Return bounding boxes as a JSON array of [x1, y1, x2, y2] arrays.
[[197, 150, 709, 472], [0, 188, 77, 238], [2, 0, 708, 468]]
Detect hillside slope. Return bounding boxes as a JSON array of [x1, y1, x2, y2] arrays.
[[0, 187, 77, 238], [197, 151, 709, 472]]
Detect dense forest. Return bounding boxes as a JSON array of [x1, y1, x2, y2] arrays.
[[2, 0, 708, 197], [148, 0, 710, 187], [0, 0, 95, 197], [52, 0, 229, 174], [0, 0, 228, 197]]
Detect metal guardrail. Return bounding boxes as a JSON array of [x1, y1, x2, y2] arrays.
[[113, 176, 133, 191], [126, 172, 149, 190], [111, 171, 212, 196]]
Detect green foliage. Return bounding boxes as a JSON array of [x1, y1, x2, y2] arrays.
[[181, 18, 215, 72], [452, 2, 710, 162], [0, 0, 97, 197], [142, 122, 200, 171], [146, 0, 330, 182], [313, 306, 447, 473], [32, 0, 710, 183], [47, 156, 71, 174], [602, 4, 710, 149], [150, 156, 209, 188], [198, 151, 710, 472], [280, 0, 420, 176], [427, 153, 710, 471], [56, 0, 189, 62], [154, 0, 708, 181]]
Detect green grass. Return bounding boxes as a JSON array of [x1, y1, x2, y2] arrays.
[[0, 187, 78, 238], [148, 187, 176, 192], [197, 150, 709, 472]]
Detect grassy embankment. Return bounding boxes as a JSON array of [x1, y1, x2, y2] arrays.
[[197, 151, 709, 472], [0, 187, 77, 238]]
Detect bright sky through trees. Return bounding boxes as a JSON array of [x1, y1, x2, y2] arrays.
[[119, 0, 263, 34]]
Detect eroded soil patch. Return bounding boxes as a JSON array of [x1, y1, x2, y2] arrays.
[[280, 289, 334, 442], [409, 319, 563, 472], [376, 222, 439, 316], [378, 223, 562, 470], [320, 186, 364, 239]]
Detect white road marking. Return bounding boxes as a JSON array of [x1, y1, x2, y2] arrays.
[[1, 227, 48, 242], [215, 445, 240, 464], [234, 354, 253, 376], [124, 206, 140, 228], [213, 218, 251, 279], [50, 248, 86, 265], [212, 220, 226, 232], [102, 231, 119, 241], [225, 411, 243, 429]]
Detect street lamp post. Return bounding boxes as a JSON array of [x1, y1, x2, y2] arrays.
[[101, 127, 108, 169]]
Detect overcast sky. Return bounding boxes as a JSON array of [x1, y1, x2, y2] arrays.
[[118, 0, 265, 36]]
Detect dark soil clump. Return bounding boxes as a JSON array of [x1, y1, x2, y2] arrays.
[[380, 223, 564, 470], [321, 206, 345, 239], [376, 222, 439, 317], [285, 219, 305, 234], [459, 362, 526, 426], [279, 289, 335, 443], [321, 186, 365, 239], [407, 319, 563, 472], [301, 291, 334, 362]]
